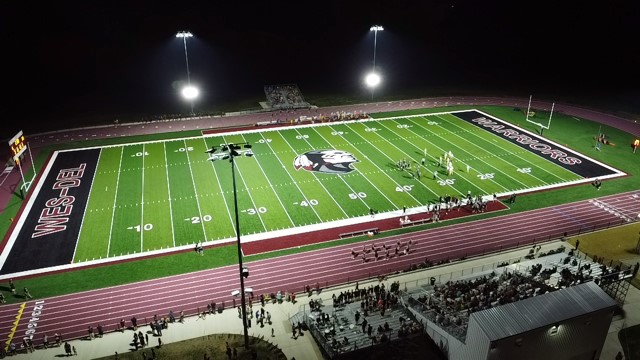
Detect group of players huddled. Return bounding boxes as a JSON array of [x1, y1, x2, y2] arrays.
[[395, 150, 459, 179]]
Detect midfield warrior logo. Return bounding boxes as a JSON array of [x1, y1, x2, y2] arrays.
[[294, 150, 359, 174]]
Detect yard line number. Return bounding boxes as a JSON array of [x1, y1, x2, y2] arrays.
[[186, 215, 212, 224], [396, 185, 414, 192], [297, 199, 319, 207], [348, 192, 367, 199], [242, 207, 267, 215], [437, 179, 456, 186], [175, 147, 194, 152], [129, 224, 153, 232]]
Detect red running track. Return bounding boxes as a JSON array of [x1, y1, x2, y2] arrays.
[[0, 191, 638, 348]]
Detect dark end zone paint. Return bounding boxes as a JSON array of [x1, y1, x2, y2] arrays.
[[0, 149, 100, 274], [452, 110, 618, 179]]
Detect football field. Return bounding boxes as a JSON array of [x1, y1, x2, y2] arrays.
[[0, 109, 625, 275]]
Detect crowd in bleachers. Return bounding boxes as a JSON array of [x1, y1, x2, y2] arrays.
[[404, 251, 632, 342], [303, 280, 425, 358], [264, 84, 310, 109]]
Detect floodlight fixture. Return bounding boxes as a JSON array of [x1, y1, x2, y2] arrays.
[[368, 25, 384, 99], [176, 31, 193, 38], [365, 72, 381, 88], [181, 85, 199, 100], [176, 30, 195, 114]]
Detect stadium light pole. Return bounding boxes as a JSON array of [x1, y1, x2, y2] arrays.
[[206, 142, 254, 349], [176, 31, 196, 115], [368, 25, 384, 100]]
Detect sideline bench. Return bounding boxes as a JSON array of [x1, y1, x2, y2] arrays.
[[339, 227, 379, 239], [401, 218, 431, 227]]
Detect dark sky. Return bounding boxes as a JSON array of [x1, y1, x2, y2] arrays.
[[2, 0, 639, 140]]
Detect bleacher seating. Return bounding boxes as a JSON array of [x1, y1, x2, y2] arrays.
[[264, 84, 310, 110], [401, 250, 630, 343], [296, 281, 423, 359]]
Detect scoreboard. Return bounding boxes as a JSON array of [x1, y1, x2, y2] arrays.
[[9, 130, 27, 164]]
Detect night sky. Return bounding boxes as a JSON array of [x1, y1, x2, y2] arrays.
[[2, 0, 638, 140]]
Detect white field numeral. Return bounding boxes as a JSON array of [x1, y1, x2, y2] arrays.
[[348, 192, 367, 200]]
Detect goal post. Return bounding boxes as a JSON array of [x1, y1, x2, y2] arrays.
[[525, 95, 554, 135]]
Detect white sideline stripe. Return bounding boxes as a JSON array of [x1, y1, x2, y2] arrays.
[[72, 148, 102, 261], [106, 147, 124, 256], [163, 142, 176, 247]]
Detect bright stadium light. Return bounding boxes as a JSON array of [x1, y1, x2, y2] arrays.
[[181, 85, 200, 100], [368, 25, 384, 99], [365, 72, 381, 88], [206, 142, 254, 349], [176, 31, 195, 115]]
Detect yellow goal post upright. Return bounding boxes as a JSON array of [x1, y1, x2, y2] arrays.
[[525, 95, 554, 135], [8, 130, 36, 197]]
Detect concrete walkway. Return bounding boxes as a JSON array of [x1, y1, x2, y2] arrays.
[[8, 240, 639, 359]]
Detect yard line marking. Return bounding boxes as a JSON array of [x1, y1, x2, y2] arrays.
[[106, 147, 124, 257], [163, 142, 176, 247], [412, 116, 522, 189], [337, 123, 428, 204], [201, 138, 236, 236], [257, 132, 324, 223], [240, 134, 296, 227], [310, 127, 395, 209], [140, 143, 146, 253], [221, 135, 268, 232], [294, 127, 375, 211], [276, 131, 349, 218], [435, 114, 567, 183], [72, 148, 103, 262], [409, 116, 512, 193], [183, 139, 208, 241], [382, 118, 499, 194], [362, 121, 470, 197]]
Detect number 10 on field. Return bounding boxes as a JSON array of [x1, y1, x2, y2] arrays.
[[128, 224, 153, 232]]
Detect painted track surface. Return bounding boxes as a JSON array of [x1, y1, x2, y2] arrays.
[[1, 191, 638, 347]]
